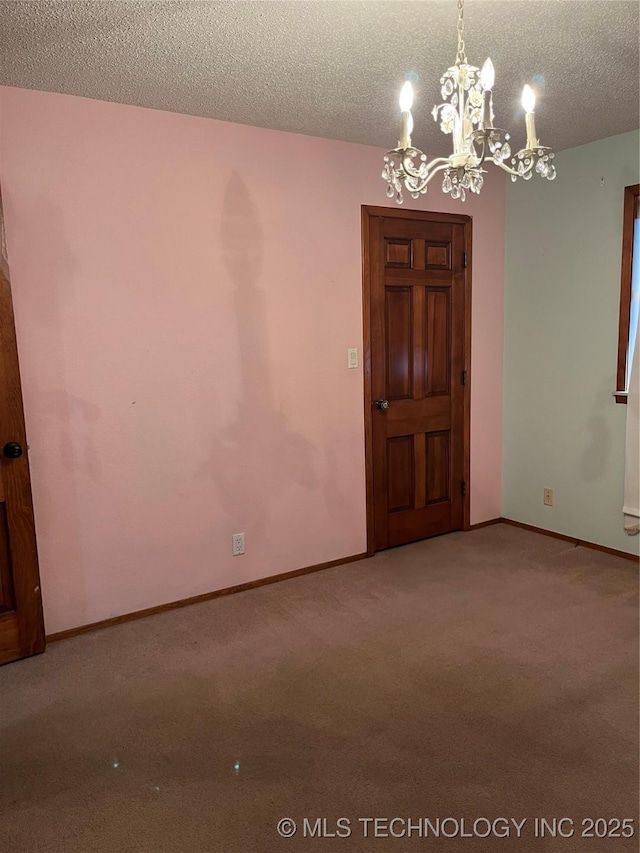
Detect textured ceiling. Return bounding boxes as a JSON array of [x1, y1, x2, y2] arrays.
[[0, 1, 638, 155]]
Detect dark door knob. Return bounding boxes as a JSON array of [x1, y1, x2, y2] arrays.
[[3, 442, 23, 459], [375, 400, 390, 412]]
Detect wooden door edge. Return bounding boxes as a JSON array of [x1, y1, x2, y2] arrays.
[[361, 205, 472, 551], [0, 227, 46, 663], [362, 207, 376, 556], [462, 218, 472, 531]]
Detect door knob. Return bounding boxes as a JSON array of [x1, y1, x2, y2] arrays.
[[375, 400, 390, 412], [2, 442, 23, 459]]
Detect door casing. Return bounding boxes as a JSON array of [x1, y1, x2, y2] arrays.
[[361, 205, 472, 555]]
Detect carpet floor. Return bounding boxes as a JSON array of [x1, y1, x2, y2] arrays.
[[0, 524, 638, 852]]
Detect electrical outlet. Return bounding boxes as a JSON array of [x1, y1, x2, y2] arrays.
[[543, 488, 553, 507], [232, 533, 245, 556]]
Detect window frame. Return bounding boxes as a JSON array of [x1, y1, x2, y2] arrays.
[[615, 183, 640, 404]]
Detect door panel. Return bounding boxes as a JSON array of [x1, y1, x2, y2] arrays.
[[387, 436, 414, 512], [426, 430, 451, 503], [425, 242, 451, 269], [365, 207, 470, 551], [0, 502, 17, 613], [0, 187, 45, 664], [425, 288, 451, 395], [385, 238, 412, 268], [385, 287, 412, 400]]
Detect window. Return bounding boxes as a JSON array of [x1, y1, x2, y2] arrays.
[[616, 184, 640, 403]]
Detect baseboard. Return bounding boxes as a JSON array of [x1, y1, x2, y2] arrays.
[[467, 517, 502, 530], [47, 518, 637, 643], [499, 518, 639, 563], [47, 551, 369, 643]]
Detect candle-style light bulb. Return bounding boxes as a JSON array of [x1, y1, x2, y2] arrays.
[[398, 81, 414, 149], [480, 58, 495, 128], [521, 84, 536, 113], [480, 58, 495, 90], [399, 81, 414, 112], [521, 84, 538, 149]]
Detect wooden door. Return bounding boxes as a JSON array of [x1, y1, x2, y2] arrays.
[[0, 188, 45, 664], [363, 206, 471, 551]]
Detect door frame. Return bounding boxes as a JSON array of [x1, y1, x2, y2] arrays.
[[361, 205, 472, 556]]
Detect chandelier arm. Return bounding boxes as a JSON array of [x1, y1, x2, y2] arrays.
[[487, 157, 531, 178], [400, 154, 451, 179], [419, 161, 452, 184], [400, 161, 451, 195], [399, 155, 424, 181], [472, 135, 488, 167], [402, 154, 449, 186]]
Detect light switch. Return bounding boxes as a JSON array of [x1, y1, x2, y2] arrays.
[[348, 348, 358, 369]]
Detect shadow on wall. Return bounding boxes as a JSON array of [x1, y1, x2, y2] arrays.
[[197, 174, 318, 545], [4, 190, 91, 627], [578, 377, 613, 483]]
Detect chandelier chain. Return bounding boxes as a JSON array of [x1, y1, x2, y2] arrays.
[[455, 0, 467, 65]]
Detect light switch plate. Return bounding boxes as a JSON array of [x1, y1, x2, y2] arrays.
[[348, 348, 358, 369]]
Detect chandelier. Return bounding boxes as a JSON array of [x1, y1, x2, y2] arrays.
[[382, 0, 556, 203]]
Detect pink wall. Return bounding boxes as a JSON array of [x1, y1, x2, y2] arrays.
[[0, 87, 504, 634]]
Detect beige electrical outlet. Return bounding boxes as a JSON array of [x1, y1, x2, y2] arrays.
[[543, 488, 553, 507]]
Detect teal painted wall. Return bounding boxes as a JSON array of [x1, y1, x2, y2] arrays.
[[503, 130, 640, 555]]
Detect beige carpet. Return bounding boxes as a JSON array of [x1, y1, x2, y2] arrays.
[[0, 524, 638, 852]]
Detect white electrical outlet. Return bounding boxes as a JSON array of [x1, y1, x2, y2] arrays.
[[232, 533, 245, 556], [543, 488, 553, 507]]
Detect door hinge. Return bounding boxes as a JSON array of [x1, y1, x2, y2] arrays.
[[461, 481, 467, 497], [462, 370, 467, 386], [463, 252, 468, 268]]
